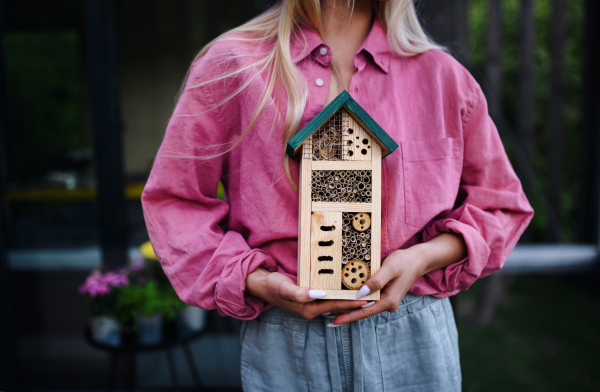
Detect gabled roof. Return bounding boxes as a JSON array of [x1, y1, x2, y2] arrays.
[[286, 90, 399, 158]]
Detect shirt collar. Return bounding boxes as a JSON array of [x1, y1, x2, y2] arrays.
[[290, 18, 392, 74]]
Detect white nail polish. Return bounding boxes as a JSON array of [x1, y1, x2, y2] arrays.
[[327, 323, 341, 328], [323, 315, 336, 319], [309, 289, 327, 299], [322, 312, 331, 316], [356, 285, 371, 299], [361, 301, 375, 308]]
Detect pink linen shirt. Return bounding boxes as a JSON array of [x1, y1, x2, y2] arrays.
[[142, 19, 534, 320]]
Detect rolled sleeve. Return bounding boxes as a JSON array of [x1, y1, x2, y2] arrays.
[[410, 84, 534, 297]]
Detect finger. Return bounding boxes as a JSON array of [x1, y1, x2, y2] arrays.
[[304, 299, 368, 317], [355, 259, 400, 299], [332, 300, 389, 325]]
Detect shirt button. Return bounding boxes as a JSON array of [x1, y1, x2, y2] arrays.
[[316, 78, 324, 87], [320, 47, 328, 56]]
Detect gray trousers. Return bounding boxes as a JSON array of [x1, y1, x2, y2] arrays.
[[240, 292, 461, 392]]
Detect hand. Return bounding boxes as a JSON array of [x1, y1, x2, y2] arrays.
[[246, 268, 369, 320], [332, 233, 467, 326]]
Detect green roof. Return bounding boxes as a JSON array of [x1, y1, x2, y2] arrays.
[[286, 90, 399, 158]]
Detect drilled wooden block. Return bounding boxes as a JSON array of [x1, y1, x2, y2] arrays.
[[310, 211, 343, 290]]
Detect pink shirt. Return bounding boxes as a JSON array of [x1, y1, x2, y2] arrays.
[[142, 19, 534, 320]]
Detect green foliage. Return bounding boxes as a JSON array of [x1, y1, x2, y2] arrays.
[[83, 291, 120, 318], [116, 281, 179, 321], [468, 0, 585, 242], [5, 31, 86, 181], [457, 277, 600, 391]]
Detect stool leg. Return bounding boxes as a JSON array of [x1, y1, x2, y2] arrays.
[[165, 347, 179, 390], [182, 343, 203, 389], [107, 353, 119, 392], [126, 352, 136, 392]]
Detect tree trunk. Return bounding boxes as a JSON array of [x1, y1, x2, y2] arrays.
[[546, 0, 567, 242], [486, 0, 503, 123], [517, 0, 535, 160]]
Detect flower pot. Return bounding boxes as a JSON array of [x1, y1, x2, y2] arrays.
[[91, 316, 121, 347], [176, 305, 207, 338], [135, 314, 164, 345]]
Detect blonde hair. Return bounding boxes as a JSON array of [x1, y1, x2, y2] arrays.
[[180, 0, 443, 191]]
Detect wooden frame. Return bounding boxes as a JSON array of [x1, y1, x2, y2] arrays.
[[288, 92, 398, 300]]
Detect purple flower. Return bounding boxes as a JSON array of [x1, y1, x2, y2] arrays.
[[102, 272, 129, 287], [79, 269, 129, 297], [131, 261, 145, 272]]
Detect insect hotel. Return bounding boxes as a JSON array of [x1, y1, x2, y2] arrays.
[[287, 91, 398, 300]]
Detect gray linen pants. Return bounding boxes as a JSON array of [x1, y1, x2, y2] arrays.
[[240, 292, 461, 392]]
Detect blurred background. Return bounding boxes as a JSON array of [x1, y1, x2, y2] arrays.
[[0, 0, 599, 391]]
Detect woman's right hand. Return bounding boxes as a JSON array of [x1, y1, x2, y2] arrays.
[[245, 268, 368, 320]]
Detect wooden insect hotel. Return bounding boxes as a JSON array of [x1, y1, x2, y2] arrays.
[[287, 91, 399, 300]]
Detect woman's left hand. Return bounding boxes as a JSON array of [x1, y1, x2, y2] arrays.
[[331, 233, 467, 326]]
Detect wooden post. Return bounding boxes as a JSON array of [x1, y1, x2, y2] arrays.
[[576, 0, 600, 242], [85, 0, 128, 269]]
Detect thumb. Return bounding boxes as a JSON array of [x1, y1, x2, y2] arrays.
[[355, 259, 398, 299], [276, 275, 327, 303]]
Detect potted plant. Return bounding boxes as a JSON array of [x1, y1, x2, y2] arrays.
[[79, 269, 129, 346], [138, 241, 207, 338], [116, 280, 175, 345]]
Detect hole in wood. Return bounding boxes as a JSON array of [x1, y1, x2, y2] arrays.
[[320, 225, 336, 232], [356, 136, 359, 139], [348, 150, 354, 156], [348, 128, 354, 134], [362, 138, 369, 145], [318, 256, 333, 261], [318, 269, 334, 275], [361, 149, 368, 155], [318, 240, 334, 246]]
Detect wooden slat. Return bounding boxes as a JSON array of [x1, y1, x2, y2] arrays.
[[297, 154, 312, 287], [312, 202, 372, 212], [320, 290, 379, 301], [344, 109, 372, 161], [369, 143, 382, 300], [311, 161, 372, 171], [309, 211, 343, 290]]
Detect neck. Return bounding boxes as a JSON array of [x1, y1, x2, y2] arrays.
[[320, 0, 374, 48]]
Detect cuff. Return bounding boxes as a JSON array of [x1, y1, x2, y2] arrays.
[[215, 245, 278, 320], [410, 218, 491, 297]]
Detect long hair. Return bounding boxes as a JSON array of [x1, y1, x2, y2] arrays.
[[179, 0, 443, 191]]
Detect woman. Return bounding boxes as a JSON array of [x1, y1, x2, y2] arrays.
[[142, 0, 534, 390]]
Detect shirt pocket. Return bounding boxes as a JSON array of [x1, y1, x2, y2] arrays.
[[402, 137, 463, 228]]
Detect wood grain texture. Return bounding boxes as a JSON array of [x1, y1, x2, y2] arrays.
[[345, 110, 373, 161], [311, 161, 372, 171], [320, 290, 378, 300], [312, 202, 372, 212], [297, 155, 312, 287], [310, 211, 343, 290], [369, 143, 382, 300]]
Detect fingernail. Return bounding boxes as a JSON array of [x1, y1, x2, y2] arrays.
[[323, 315, 336, 319], [356, 285, 371, 299], [309, 289, 327, 299], [327, 323, 341, 328], [322, 312, 331, 316], [361, 301, 375, 308]]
